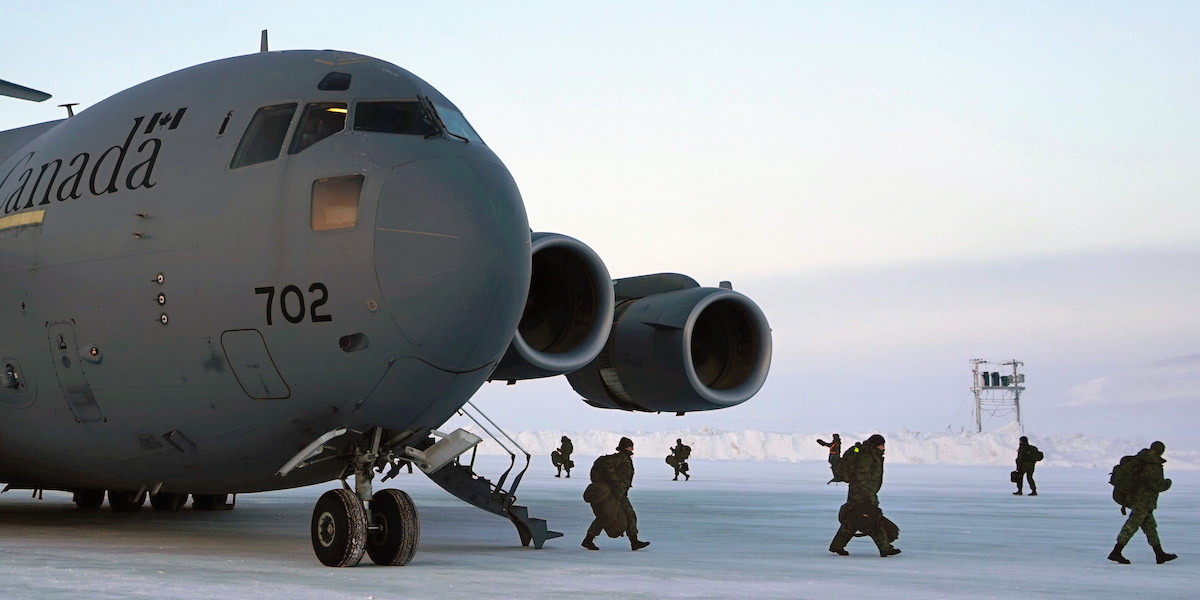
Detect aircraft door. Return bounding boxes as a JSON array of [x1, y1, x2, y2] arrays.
[[46, 322, 103, 422], [220, 329, 291, 399]]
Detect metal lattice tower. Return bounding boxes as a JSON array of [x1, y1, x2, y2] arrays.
[[969, 359, 1025, 433]]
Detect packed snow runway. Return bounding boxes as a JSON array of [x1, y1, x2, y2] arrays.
[[1, 457, 1195, 599]]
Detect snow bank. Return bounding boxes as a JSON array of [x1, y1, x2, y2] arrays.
[[449, 420, 1200, 469]]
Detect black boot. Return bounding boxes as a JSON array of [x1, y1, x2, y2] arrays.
[[828, 545, 848, 556], [581, 535, 598, 551], [880, 547, 901, 557], [1108, 542, 1130, 564], [630, 534, 650, 551], [1153, 544, 1178, 564]]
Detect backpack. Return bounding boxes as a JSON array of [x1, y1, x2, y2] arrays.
[[1109, 455, 1143, 513], [590, 453, 621, 484], [1030, 446, 1044, 462], [840, 443, 864, 483], [678, 445, 692, 460]]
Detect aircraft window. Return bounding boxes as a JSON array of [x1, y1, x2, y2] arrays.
[[311, 174, 363, 231], [230, 103, 297, 168], [318, 72, 351, 91], [289, 103, 348, 155], [354, 101, 438, 136], [433, 102, 484, 144]]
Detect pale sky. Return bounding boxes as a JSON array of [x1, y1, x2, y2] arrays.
[[5, 2, 1199, 443]]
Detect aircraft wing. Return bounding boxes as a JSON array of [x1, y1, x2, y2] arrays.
[[0, 79, 51, 102]]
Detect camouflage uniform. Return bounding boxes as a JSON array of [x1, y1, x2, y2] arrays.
[[829, 436, 899, 557], [1014, 437, 1038, 495], [583, 438, 649, 551], [1110, 442, 1176, 564], [1115, 449, 1171, 544]]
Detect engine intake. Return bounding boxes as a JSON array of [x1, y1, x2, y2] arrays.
[[566, 274, 772, 414], [490, 233, 614, 381]]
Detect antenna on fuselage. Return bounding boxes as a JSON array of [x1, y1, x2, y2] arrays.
[[260, 29, 269, 52], [59, 103, 78, 118]]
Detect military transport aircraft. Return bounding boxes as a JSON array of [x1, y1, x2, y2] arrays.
[[0, 43, 772, 567]]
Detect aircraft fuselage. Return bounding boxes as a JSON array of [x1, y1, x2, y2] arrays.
[[0, 50, 532, 495]]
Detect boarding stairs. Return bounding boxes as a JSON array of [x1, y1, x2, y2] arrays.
[[420, 401, 562, 549]]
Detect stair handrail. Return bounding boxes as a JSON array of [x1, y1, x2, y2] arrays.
[[461, 400, 533, 497], [456, 402, 518, 494]]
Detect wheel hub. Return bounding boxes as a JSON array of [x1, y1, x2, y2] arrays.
[[317, 511, 338, 548]]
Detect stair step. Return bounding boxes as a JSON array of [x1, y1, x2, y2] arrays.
[[424, 462, 559, 549]]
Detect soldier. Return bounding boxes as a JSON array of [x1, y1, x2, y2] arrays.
[[669, 438, 692, 481], [582, 437, 650, 551], [1013, 436, 1042, 496], [829, 434, 901, 557], [552, 435, 575, 478], [817, 433, 843, 484], [1108, 441, 1177, 565]]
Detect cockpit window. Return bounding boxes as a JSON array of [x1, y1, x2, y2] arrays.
[[354, 101, 438, 136], [289, 103, 348, 155], [230, 103, 297, 169], [432, 102, 484, 144]]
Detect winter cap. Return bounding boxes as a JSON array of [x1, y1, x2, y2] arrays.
[[561, 436, 569, 442], [832, 433, 841, 440], [1151, 441, 1166, 454], [1019, 436, 1028, 443], [618, 437, 634, 451], [866, 434, 885, 446]]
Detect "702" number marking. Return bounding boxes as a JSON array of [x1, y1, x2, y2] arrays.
[[254, 284, 333, 325]]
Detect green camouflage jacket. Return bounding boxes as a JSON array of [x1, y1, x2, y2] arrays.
[[1130, 447, 1172, 510]]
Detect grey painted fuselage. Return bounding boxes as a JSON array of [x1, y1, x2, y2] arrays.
[[0, 50, 531, 494]]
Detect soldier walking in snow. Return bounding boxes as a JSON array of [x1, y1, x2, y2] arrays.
[[829, 434, 901, 558], [668, 439, 692, 481], [817, 433, 843, 484], [1012, 436, 1042, 495], [551, 435, 574, 478], [1108, 441, 1177, 565], [582, 437, 650, 551]]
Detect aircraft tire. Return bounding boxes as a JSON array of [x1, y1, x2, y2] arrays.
[[366, 488, 420, 566], [311, 489, 368, 567], [108, 490, 147, 512], [192, 494, 229, 510], [73, 490, 105, 510], [150, 492, 189, 511]]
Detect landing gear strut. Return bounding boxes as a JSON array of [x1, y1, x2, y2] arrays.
[[301, 428, 421, 567]]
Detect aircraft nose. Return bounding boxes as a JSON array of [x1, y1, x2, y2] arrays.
[[374, 156, 531, 372]]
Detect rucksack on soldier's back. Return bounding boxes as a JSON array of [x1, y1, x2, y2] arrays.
[[1109, 454, 1142, 514], [590, 453, 621, 484], [840, 443, 864, 482]]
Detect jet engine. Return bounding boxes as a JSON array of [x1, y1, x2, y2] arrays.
[[489, 233, 614, 381], [565, 274, 771, 414]]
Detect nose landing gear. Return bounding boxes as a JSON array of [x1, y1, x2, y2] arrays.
[[292, 428, 421, 567]]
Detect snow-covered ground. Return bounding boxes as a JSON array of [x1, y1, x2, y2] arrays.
[[1, 456, 1195, 599]]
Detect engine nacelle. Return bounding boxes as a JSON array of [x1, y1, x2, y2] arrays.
[[489, 233, 614, 381], [565, 274, 772, 414]]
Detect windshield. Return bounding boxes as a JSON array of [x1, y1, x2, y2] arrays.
[[433, 102, 484, 144], [354, 101, 438, 136]]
